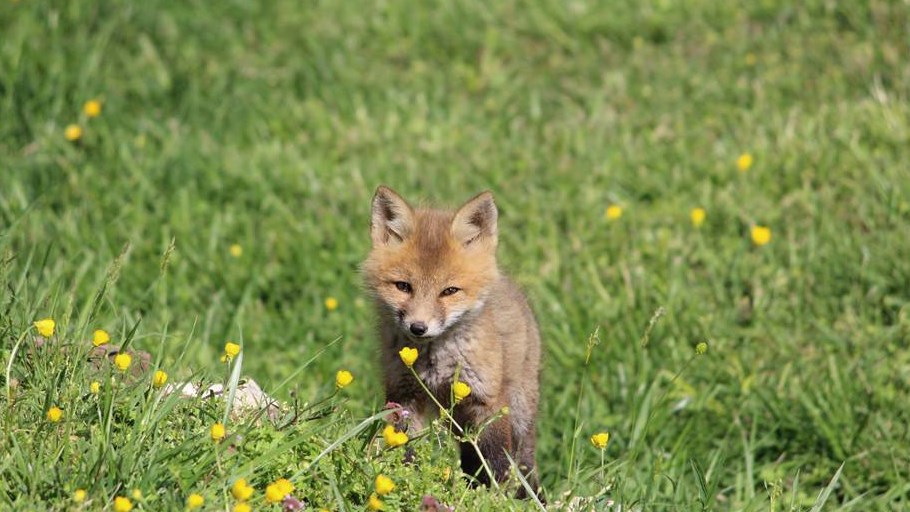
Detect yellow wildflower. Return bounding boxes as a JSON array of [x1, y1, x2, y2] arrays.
[[152, 370, 168, 388], [224, 342, 241, 361], [695, 342, 709, 355], [186, 493, 204, 510], [690, 208, 706, 228], [47, 406, 63, 423], [591, 432, 610, 449], [274, 478, 294, 496], [382, 424, 409, 448], [131, 489, 142, 500], [324, 297, 339, 311], [93, 329, 110, 347], [605, 205, 623, 221], [229, 244, 243, 257], [375, 475, 395, 496], [231, 478, 254, 501], [83, 99, 102, 118], [234, 504, 251, 512], [398, 347, 418, 367], [335, 369, 353, 389], [65, 124, 83, 142], [452, 381, 471, 404], [367, 493, 384, 511], [34, 318, 55, 337], [113, 353, 132, 372], [751, 226, 772, 246], [90, 381, 101, 394], [736, 153, 753, 172], [73, 489, 87, 503], [211, 423, 226, 442], [113, 497, 133, 512], [264, 478, 294, 504], [265, 483, 285, 504]]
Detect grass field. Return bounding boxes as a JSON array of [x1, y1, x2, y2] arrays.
[[2, 0, 910, 510]]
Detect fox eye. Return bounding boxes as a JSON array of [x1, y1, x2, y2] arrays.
[[394, 281, 413, 293], [440, 286, 460, 297]]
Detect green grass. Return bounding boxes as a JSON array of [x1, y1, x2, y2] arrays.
[[2, 0, 910, 509]]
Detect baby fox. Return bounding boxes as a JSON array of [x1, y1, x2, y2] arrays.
[[363, 185, 542, 499]]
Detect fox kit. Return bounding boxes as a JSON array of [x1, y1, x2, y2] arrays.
[[363, 185, 542, 498]]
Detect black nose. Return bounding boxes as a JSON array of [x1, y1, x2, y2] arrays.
[[409, 322, 428, 336]]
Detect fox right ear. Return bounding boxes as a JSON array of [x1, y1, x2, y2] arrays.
[[371, 186, 414, 246], [451, 191, 498, 248]]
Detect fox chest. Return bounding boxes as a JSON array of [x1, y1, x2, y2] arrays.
[[413, 340, 484, 402]]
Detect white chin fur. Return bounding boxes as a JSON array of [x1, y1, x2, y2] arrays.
[[423, 324, 445, 338]]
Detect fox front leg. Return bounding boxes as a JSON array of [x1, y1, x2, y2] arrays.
[[459, 416, 513, 487]]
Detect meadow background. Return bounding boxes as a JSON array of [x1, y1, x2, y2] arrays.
[[2, 0, 909, 510]]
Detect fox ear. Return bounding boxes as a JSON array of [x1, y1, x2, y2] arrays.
[[371, 185, 414, 246], [451, 191, 498, 247]]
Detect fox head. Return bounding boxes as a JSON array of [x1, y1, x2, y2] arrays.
[[363, 186, 500, 340]]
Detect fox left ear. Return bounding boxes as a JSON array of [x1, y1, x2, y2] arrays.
[[371, 185, 415, 247], [451, 191, 498, 247]]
